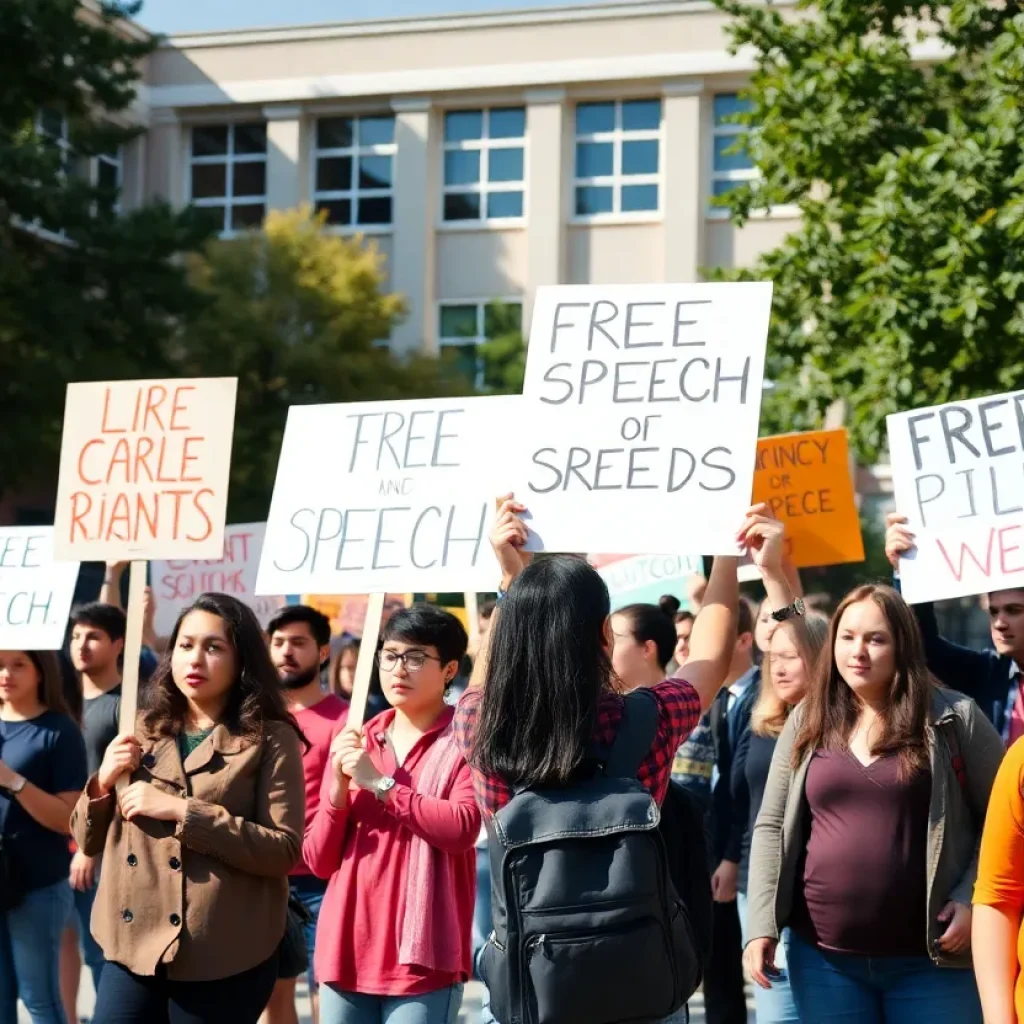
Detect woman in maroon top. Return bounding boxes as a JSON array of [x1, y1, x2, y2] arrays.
[[745, 585, 1004, 1024]]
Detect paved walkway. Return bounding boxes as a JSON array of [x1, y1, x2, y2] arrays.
[[20, 973, 754, 1023]]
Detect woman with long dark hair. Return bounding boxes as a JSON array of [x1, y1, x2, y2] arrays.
[[71, 593, 306, 1023], [0, 649, 86, 1024], [745, 584, 1004, 1023]]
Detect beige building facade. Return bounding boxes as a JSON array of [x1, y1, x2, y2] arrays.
[[128, 0, 808, 365]]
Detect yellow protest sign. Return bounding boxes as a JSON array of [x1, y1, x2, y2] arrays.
[[752, 428, 864, 568]]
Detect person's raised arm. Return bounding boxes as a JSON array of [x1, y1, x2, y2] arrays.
[[740, 506, 793, 615], [99, 561, 127, 610], [682, 549, 739, 716]]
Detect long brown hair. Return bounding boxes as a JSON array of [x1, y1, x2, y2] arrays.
[[751, 612, 829, 738], [793, 585, 932, 778], [25, 651, 75, 720], [141, 593, 306, 747]]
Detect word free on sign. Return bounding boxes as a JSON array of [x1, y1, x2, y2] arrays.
[[513, 282, 772, 555], [256, 396, 519, 595]]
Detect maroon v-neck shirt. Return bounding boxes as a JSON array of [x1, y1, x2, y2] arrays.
[[792, 750, 931, 957]]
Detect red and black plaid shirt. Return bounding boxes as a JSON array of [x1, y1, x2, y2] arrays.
[[453, 679, 702, 815]]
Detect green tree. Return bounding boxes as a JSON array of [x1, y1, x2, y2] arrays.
[[478, 302, 526, 394], [711, 0, 1024, 460], [0, 0, 213, 507], [177, 207, 471, 521]]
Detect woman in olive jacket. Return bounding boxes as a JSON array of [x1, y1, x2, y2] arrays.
[[745, 584, 1003, 1024], [71, 594, 306, 1024]]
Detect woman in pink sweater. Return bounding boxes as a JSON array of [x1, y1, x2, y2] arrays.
[[303, 605, 481, 1024]]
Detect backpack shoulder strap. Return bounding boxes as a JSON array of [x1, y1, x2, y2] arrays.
[[604, 688, 660, 780]]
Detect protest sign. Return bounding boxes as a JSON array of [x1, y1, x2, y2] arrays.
[[752, 429, 864, 568], [513, 283, 771, 555], [0, 528, 80, 650], [888, 389, 1024, 603], [303, 593, 411, 638], [256, 396, 518, 596], [53, 378, 238, 561], [589, 553, 703, 610], [152, 523, 287, 635]]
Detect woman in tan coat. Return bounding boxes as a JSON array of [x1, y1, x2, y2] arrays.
[[71, 593, 305, 1024]]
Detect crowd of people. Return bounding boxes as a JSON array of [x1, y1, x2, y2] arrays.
[[2, 499, 1024, 1024]]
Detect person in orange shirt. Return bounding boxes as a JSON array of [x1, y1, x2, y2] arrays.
[[973, 739, 1024, 1024]]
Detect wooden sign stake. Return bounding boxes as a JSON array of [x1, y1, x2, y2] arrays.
[[347, 593, 385, 727], [117, 559, 147, 791], [465, 590, 480, 644]]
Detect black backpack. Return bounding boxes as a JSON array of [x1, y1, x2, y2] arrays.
[[479, 689, 702, 1024]]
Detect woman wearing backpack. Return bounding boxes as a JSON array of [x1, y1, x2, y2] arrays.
[[454, 498, 785, 1024], [745, 584, 1004, 1023]]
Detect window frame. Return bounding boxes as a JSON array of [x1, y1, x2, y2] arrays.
[[187, 121, 268, 237], [440, 107, 527, 229], [311, 113, 397, 234], [571, 98, 663, 225], [436, 297, 524, 387], [708, 92, 759, 214]]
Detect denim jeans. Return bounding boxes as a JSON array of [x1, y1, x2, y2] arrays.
[[0, 880, 74, 1024], [737, 891, 798, 1023], [787, 931, 982, 1024], [72, 878, 105, 994], [320, 984, 464, 1024], [471, 843, 497, 1024], [290, 874, 328, 987]]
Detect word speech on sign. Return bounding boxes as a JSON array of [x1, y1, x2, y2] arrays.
[[53, 378, 238, 561], [513, 283, 772, 555], [888, 389, 1024, 603], [256, 396, 519, 596], [152, 523, 288, 635], [752, 428, 864, 568], [0, 527, 81, 650], [589, 553, 703, 610]]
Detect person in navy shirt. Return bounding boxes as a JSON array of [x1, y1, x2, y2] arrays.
[[0, 649, 87, 1024]]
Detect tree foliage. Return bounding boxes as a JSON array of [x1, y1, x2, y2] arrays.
[[177, 208, 470, 521], [711, 0, 1024, 459], [478, 302, 526, 394], [0, 0, 213, 504]]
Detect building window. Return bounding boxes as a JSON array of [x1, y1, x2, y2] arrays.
[[313, 115, 396, 229], [711, 94, 756, 198], [438, 300, 522, 384], [573, 99, 661, 218], [442, 108, 526, 223], [189, 122, 267, 234]]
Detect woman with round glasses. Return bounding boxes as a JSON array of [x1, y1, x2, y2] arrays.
[[304, 604, 481, 1024]]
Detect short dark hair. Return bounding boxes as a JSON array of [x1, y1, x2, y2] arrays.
[[675, 610, 695, 626], [382, 605, 468, 666], [617, 603, 677, 671], [480, 599, 497, 621], [71, 602, 126, 644], [267, 605, 331, 648], [737, 596, 755, 638], [658, 594, 681, 617]]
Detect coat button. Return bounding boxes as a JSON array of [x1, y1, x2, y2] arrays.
[[127, 854, 137, 867], [122, 909, 133, 923], [142, 753, 156, 768], [169, 913, 181, 927], [169, 856, 181, 871]]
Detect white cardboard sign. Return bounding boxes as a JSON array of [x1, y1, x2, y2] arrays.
[[152, 523, 287, 635], [53, 378, 238, 561], [256, 396, 518, 595], [887, 389, 1024, 602], [513, 283, 772, 555], [0, 528, 81, 650]]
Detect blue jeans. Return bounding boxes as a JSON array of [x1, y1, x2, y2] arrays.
[[737, 891, 798, 1023], [290, 874, 328, 986], [788, 931, 982, 1024], [0, 880, 74, 1024], [72, 879, 105, 993], [320, 984, 464, 1024], [471, 844, 497, 1024]]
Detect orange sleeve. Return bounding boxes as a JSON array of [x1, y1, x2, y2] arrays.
[[975, 738, 1024, 912]]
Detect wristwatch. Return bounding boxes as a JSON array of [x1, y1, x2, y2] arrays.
[[373, 776, 397, 800], [771, 598, 806, 623]]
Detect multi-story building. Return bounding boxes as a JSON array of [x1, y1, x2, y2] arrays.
[[135, 0, 805, 366]]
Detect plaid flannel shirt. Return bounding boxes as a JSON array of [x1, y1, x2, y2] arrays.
[[453, 678, 702, 815]]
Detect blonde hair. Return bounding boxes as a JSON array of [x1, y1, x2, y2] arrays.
[[752, 611, 829, 738]]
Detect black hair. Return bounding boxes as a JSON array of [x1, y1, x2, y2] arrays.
[[675, 610, 695, 625], [658, 594, 681, 617], [381, 605, 468, 666], [737, 596, 755, 638], [616, 603, 677, 671], [70, 602, 126, 644], [266, 605, 332, 648], [142, 593, 306, 747], [471, 555, 611, 789]]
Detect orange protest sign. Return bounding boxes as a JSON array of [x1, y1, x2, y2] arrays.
[[752, 428, 864, 568], [53, 378, 237, 561]]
